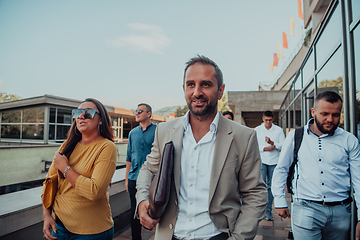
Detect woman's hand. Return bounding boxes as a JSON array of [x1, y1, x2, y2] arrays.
[[42, 205, 57, 240], [53, 152, 69, 173]]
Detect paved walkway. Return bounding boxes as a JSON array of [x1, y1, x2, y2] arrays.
[[114, 195, 293, 240]]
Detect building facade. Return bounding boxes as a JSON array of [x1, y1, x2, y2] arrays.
[[0, 95, 169, 144]]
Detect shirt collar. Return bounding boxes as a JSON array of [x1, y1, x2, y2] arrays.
[[142, 123, 153, 132], [182, 111, 220, 133], [262, 122, 273, 130], [306, 118, 336, 137]]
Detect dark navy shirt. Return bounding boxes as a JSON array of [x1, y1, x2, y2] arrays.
[[126, 123, 157, 181]]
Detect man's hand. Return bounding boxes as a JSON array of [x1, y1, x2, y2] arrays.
[[275, 208, 290, 218], [125, 178, 129, 193], [355, 221, 360, 240], [138, 200, 160, 229], [263, 145, 276, 151], [265, 137, 274, 145]]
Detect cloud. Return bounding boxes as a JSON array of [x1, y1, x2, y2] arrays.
[[0, 78, 5, 88], [106, 23, 171, 54]]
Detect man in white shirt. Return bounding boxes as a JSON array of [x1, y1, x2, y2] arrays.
[[272, 91, 360, 240], [255, 111, 285, 221], [136, 55, 267, 240]]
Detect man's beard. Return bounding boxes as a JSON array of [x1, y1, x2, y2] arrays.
[[314, 115, 339, 135], [187, 96, 217, 117]]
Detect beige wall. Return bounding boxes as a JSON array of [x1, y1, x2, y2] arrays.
[[0, 143, 128, 187]]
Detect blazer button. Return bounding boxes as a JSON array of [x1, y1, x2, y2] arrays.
[[169, 224, 173, 229]]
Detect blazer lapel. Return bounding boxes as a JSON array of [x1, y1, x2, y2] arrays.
[[169, 119, 184, 200], [209, 116, 233, 202]]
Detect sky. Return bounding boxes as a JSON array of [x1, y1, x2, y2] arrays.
[[0, 0, 305, 111]]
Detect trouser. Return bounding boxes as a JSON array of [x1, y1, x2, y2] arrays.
[[128, 179, 142, 240], [260, 163, 276, 211], [52, 218, 114, 240], [292, 199, 351, 240]]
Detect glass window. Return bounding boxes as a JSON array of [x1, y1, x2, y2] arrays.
[[113, 128, 119, 138], [49, 125, 55, 140], [285, 94, 291, 110], [294, 96, 302, 128], [111, 116, 119, 127], [1, 125, 21, 139], [315, 5, 341, 68], [303, 51, 314, 85], [22, 125, 44, 139], [289, 104, 294, 130], [57, 125, 70, 140], [50, 108, 56, 123], [351, 0, 360, 23], [295, 73, 302, 91], [23, 107, 45, 123], [289, 85, 295, 104], [317, 47, 343, 97], [2, 109, 21, 123], [353, 25, 360, 139], [57, 109, 72, 124]]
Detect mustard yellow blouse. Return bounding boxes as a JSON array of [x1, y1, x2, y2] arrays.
[[42, 138, 117, 234]]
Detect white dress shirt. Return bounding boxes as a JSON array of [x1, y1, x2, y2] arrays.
[[174, 111, 221, 240], [254, 123, 285, 165], [272, 119, 360, 217]]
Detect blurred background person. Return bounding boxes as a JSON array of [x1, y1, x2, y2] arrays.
[[125, 103, 156, 240], [222, 110, 234, 121], [255, 110, 285, 221]]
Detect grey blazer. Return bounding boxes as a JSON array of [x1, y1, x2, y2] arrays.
[[136, 114, 267, 240]]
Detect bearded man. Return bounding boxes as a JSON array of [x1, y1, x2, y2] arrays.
[[135, 55, 267, 240], [272, 90, 360, 240]]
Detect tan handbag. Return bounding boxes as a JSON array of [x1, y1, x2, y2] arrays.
[[42, 173, 58, 208]]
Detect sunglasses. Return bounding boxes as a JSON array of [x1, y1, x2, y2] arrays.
[[72, 108, 100, 119], [134, 109, 147, 114]]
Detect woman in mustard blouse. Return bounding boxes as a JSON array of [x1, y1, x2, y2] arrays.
[[42, 98, 117, 240]]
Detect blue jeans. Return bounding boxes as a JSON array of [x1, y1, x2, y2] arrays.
[[292, 199, 351, 240], [52, 219, 114, 240], [261, 163, 276, 211]]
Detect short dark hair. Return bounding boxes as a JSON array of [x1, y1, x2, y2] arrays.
[[315, 91, 343, 106], [222, 111, 234, 120], [138, 103, 152, 117], [263, 110, 273, 118], [183, 55, 223, 89]]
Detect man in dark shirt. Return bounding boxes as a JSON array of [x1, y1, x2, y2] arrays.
[[125, 103, 157, 240]]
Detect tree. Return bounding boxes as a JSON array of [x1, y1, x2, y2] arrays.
[[0, 92, 21, 102], [218, 92, 231, 113], [175, 105, 188, 117]]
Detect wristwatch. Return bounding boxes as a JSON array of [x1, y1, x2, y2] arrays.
[[63, 166, 71, 178]]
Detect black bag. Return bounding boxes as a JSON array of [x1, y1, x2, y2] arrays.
[[286, 127, 304, 194], [148, 141, 174, 219]]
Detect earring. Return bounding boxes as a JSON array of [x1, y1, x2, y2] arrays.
[[74, 125, 80, 136], [98, 124, 103, 135]]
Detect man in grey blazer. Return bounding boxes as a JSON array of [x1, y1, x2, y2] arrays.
[[136, 55, 267, 240]]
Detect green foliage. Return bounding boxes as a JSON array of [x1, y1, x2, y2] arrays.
[[304, 28, 312, 47], [218, 92, 231, 113], [0, 92, 21, 102], [175, 105, 189, 117]]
